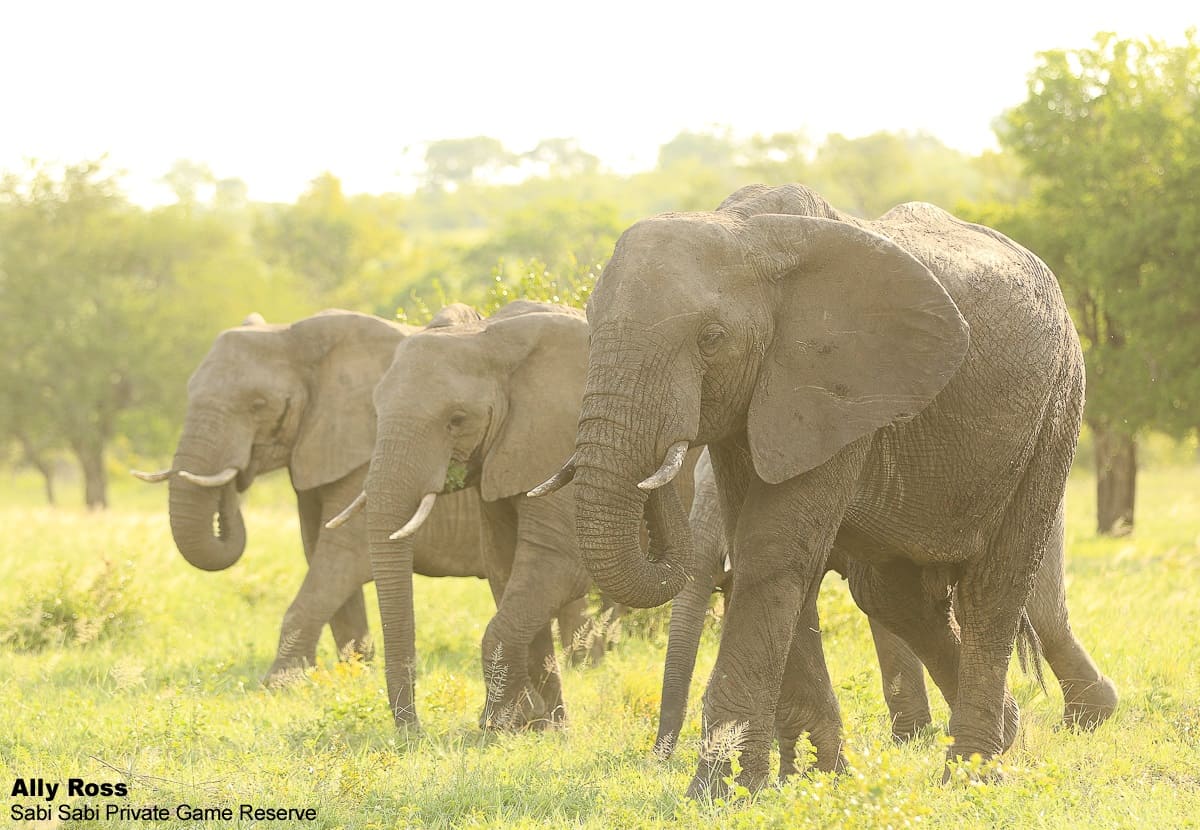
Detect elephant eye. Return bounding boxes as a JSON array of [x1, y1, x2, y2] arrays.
[[250, 397, 268, 411], [448, 411, 468, 429], [698, 324, 727, 355]]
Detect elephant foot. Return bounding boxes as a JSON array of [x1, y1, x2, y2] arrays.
[[778, 727, 846, 779], [941, 749, 1009, 785], [652, 732, 678, 761], [335, 634, 375, 663], [1062, 675, 1118, 730], [889, 710, 933, 743], [685, 758, 732, 801], [479, 684, 549, 732], [778, 749, 846, 781], [686, 761, 770, 801], [262, 656, 313, 688]]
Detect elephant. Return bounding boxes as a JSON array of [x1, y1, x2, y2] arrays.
[[654, 448, 1117, 757], [366, 300, 615, 732], [533, 183, 1104, 795], [132, 307, 602, 682]]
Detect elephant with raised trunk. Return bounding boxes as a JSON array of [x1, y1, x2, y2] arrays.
[[132, 308, 492, 683], [535, 184, 1108, 795], [654, 448, 1116, 757], [367, 301, 612, 731]]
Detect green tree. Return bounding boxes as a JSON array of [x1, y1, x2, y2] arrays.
[[524, 138, 600, 177], [0, 159, 311, 507], [998, 31, 1200, 533], [253, 173, 419, 314], [421, 136, 515, 192], [810, 131, 1000, 217], [465, 197, 624, 281], [0, 161, 147, 507]]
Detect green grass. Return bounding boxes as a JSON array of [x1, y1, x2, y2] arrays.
[[2, 466, 1198, 828]]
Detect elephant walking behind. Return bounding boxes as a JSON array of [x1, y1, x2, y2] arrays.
[[134, 308, 600, 683]]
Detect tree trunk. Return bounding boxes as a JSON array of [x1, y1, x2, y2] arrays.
[[1093, 423, 1136, 536], [73, 441, 109, 510], [17, 434, 56, 505]]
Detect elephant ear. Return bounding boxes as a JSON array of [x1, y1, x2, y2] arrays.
[[288, 310, 407, 491], [746, 214, 969, 484], [480, 308, 588, 502]]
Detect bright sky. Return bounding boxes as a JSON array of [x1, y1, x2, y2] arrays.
[[1, 1, 1195, 204]]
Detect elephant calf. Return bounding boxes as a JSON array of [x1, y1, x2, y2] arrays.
[[134, 308, 602, 683]]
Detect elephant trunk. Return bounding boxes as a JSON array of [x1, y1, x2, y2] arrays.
[[168, 438, 246, 572], [366, 427, 446, 728], [655, 464, 726, 757], [573, 340, 695, 609]]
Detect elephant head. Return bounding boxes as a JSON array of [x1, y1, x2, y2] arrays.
[[140, 310, 408, 572], [544, 184, 968, 609], [365, 302, 587, 727]]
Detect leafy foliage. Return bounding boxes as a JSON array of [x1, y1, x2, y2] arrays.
[[996, 32, 1200, 437], [0, 559, 140, 652]]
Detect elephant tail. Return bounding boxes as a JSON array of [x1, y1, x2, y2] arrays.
[[1015, 607, 1047, 693]]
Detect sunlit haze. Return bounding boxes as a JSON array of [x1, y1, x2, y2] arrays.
[[2, 0, 1195, 204]]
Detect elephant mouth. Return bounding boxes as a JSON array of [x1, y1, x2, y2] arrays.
[[452, 446, 485, 492]]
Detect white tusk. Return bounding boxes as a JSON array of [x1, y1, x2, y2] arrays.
[[325, 491, 366, 529], [131, 468, 174, 483], [527, 452, 578, 498], [177, 467, 239, 488], [638, 441, 690, 491], [389, 493, 437, 540]]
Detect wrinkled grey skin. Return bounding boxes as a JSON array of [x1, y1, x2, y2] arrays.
[[654, 449, 1117, 756], [154, 307, 508, 683], [368, 301, 602, 731], [569, 184, 1104, 795]]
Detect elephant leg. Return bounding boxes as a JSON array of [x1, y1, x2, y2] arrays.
[[842, 553, 974, 738], [1029, 499, 1118, 729], [328, 587, 372, 661], [687, 440, 864, 799], [266, 519, 371, 683], [868, 616, 932, 742], [948, 418, 1077, 774], [267, 485, 369, 683], [776, 587, 846, 779], [479, 497, 585, 731], [482, 564, 580, 730], [319, 478, 374, 658]]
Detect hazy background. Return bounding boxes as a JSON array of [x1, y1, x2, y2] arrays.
[[1, 1, 1197, 534], [2, 1, 1196, 202]]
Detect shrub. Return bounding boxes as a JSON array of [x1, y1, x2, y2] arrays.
[[0, 559, 140, 651]]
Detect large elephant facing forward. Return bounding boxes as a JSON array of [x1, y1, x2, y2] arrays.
[[538, 184, 1101, 795], [134, 308, 487, 682], [654, 448, 1117, 757]]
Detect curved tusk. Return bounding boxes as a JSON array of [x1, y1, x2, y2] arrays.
[[325, 491, 366, 529], [638, 441, 690, 491], [130, 468, 174, 483], [389, 493, 437, 540], [177, 467, 239, 488], [527, 452, 578, 498]]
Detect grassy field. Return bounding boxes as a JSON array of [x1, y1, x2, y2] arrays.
[[1, 465, 1198, 829]]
